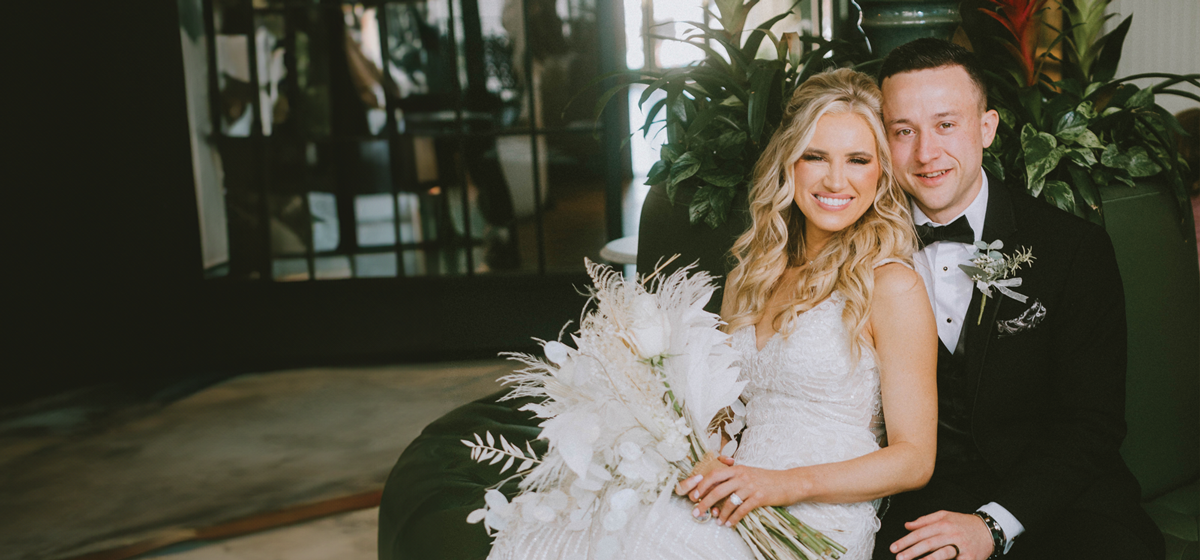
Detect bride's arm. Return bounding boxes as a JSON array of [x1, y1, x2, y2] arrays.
[[689, 262, 938, 526]]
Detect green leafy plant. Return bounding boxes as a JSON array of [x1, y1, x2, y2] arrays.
[[965, 0, 1200, 224], [595, 0, 869, 228]]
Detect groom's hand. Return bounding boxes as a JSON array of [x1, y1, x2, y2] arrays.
[[889, 511, 994, 560]]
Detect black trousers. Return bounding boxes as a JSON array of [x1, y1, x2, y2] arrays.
[[872, 473, 1164, 560]]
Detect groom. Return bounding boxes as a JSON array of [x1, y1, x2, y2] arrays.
[[872, 39, 1163, 560]]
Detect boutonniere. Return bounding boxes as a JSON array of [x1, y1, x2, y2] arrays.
[[959, 240, 1036, 325]]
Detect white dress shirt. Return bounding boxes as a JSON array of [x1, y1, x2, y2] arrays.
[[910, 171, 1026, 553]]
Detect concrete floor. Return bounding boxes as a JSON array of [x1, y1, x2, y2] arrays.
[[143, 509, 380, 560], [0, 360, 512, 560]]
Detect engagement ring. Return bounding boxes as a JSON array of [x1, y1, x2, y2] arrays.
[[729, 493, 744, 506]]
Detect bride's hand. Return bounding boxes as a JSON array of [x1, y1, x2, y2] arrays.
[[674, 455, 736, 499], [690, 462, 800, 527]]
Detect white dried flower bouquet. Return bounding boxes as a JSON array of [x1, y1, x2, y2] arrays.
[[463, 258, 845, 560]]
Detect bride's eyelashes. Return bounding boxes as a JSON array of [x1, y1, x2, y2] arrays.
[[798, 152, 874, 165]]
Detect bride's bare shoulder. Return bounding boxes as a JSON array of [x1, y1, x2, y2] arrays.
[[872, 261, 925, 300]]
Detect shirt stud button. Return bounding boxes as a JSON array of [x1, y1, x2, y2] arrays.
[[943, 266, 949, 272], [945, 318, 952, 323]]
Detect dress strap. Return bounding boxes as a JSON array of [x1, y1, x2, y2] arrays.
[[873, 258, 913, 270]]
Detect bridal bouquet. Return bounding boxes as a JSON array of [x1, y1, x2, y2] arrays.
[[463, 258, 845, 560]]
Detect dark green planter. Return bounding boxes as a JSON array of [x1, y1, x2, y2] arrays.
[[857, 0, 961, 57], [636, 183, 751, 313], [1101, 182, 1199, 560]]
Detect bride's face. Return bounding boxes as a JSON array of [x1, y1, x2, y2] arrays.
[[792, 112, 881, 250]]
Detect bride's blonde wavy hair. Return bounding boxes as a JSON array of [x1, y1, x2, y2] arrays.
[[722, 68, 917, 357]]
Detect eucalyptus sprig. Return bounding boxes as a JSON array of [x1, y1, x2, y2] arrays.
[[463, 431, 542, 475]]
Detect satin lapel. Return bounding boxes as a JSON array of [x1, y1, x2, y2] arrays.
[[965, 177, 1018, 401]]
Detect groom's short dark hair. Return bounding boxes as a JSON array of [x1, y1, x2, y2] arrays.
[[879, 38, 989, 111]]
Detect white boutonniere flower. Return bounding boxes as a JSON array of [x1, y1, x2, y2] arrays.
[[958, 240, 1036, 325]]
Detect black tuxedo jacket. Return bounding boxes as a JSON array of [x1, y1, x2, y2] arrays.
[[950, 177, 1149, 537]]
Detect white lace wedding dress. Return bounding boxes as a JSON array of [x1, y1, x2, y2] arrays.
[[488, 292, 885, 560]]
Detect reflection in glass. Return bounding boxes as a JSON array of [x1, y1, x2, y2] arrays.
[[291, 7, 333, 139], [355, 253, 398, 277], [215, 34, 255, 136], [355, 193, 396, 247], [309, 192, 339, 252], [314, 255, 353, 279], [268, 193, 312, 255], [192, 0, 619, 281], [400, 247, 470, 276], [383, 0, 453, 99], [273, 257, 310, 281], [255, 14, 287, 135], [343, 5, 391, 135], [397, 193, 423, 244], [401, 249, 427, 276]]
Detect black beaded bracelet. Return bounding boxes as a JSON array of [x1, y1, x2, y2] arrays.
[[973, 511, 1006, 559]]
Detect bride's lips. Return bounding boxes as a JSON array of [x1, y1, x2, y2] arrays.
[[812, 193, 854, 211], [912, 168, 952, 187]]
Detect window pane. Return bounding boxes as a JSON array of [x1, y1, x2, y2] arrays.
[[354, 253, 398, 277], [255, 13, 286, 135], [382, 1, 461, 135], [314, 255, 352, 279], [215, 34, 256, 136], [355, 193, 396, 247], [343, 4, 390, 136], [272, 257, 310, 281]]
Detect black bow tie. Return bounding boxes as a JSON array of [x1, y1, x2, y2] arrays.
[[916, 216, 974, 247]]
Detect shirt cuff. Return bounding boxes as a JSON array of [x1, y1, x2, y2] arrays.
[[977, 502, 1025, 554]]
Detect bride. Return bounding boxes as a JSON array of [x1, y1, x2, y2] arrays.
[[488, 68, 937, 560]]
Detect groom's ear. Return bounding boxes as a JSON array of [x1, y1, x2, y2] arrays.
[[980, 109, 1000, 149]]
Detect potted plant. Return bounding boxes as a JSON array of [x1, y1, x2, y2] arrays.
[[961, 0, 1198, 222], [961, 1, 1199, 550]]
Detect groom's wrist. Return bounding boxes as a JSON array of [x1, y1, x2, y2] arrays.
[[977, 502, 1024, 555], [972, 511, 1006, 558]]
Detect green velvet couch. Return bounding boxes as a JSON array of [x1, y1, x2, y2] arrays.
[[1103, 184, 1199, 560]]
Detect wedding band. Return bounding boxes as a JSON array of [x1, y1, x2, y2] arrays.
[[947, 544, 961, 557], [729, 493, 744, 506], [692, 509, 712, 523]]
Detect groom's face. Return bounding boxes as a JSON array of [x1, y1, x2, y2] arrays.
[[881, 65, 998, 224]]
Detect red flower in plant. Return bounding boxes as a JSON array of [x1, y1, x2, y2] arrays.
[[979, 0, 1048, 86]]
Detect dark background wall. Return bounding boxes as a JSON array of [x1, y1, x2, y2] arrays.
[[11, 1, 205, 405], [8, 1, 592, 406]]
